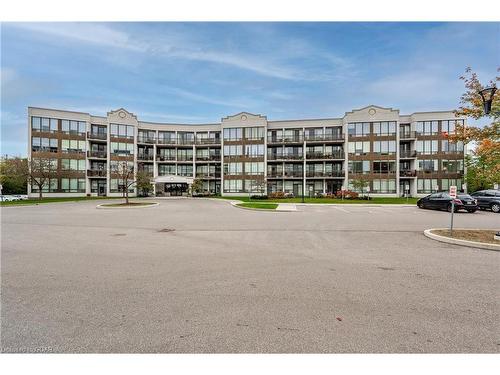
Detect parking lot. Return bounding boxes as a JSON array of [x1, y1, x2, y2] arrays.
[[1, 198, 499, 353]]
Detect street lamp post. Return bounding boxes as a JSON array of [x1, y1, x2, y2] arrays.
[[479, 86, 497, 115]]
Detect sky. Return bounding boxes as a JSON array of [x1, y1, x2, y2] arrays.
[[1, 22, 499, 156]]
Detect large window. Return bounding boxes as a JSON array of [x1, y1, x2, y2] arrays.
[[31, 117, 58, 132], [61, 178, 86, 193], [61, 120, 86, 135], [244, 162, 264, 175], [417, 178, 438, 193], [245, 127, 265, 140], [223, 128, 242, 141], [223, 179, 243, 192], [223, 162, 243, 175], [110, 142, 133, 156], [442, 140, 464, 153], [244, 144, 264, 157], [177, 165, 193, 177], [32, 137, 58, 152], [176, 149, 193, 161], [110, 124, 135, 138], [31, 178, 58, 192], [62, 139, 86, 153], [348, 123, 370, 137], [441, 160, 464, 173], [373, 140, 396, 154], [223, 145, 243, 157], [372, 179, 396, 193], [416, 121, 438, 135], [373, 161, 396, 173], [110, 178, 134, 193], [373, 122, 396, 136], [418, 159, 438, 172], [158, 164, 176, 176], [61, 159, 86, 171], [442, 120, 463, 135], [348, 160, 370, 174], [441, 178, 463, 191], [416, 140, 438, 154], [347, 141, 370, 155]]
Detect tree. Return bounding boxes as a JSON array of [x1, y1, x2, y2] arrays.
[[0, 156, 28, 194], [350, 177, 370, 196], [28, 157, 58, 200], [191, 178, 204, 196], [447, 67, 500, 192], [111, 161, 135, 204], [136, 170, 154, 197]]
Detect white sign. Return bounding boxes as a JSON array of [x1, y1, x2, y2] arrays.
[[494, 184, 499, 190], [449, 185, 457, 199], [405, 185, 410, 192], [341, 185, 345, 191], [435, 185, 439, 192], [366, 186, 370, 193]]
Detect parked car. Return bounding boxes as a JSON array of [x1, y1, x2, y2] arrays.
[[0, 195, 20, 202], [470, 189, 500, 213], [417, 192, 478, 213], [13, 195, 28, 200]]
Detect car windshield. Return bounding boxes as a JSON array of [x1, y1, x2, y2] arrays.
[[458, 194, 472, 199]]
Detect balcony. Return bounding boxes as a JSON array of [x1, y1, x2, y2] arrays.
[[137, 153, 154, 161], [137, 170, 154, 177], [325, 170, 345, 177], [137, 136, 156, 144], [87, 131, 107, 140], [87, 169, 107, 177], [87, 150, 107, 159], [306, 171, 324, 177], [267, 135, 304, 143], [32, 147, 58, 153], [176, 155, 194, 162], [284, 171, 303, 178], [267, 153, 303, 160], [196, 172, 221, 178], [196, 155, 221, 161], [157, 138, 177, 145], [156, 154, 176, 161], [306, 151, 344, 159], [400, 169, 417, 177], [177, 138, 195, 145], [400, 131, 416, 139], [267, 172, 283, 178], [400, 150, 417, 158], [305, 134, 344, 142], [195, 138, 220, 145]]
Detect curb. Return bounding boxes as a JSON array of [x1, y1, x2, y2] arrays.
[[423, 228, 500, 251], [231, 202, 294, 212], [96, 202, 160, 209]]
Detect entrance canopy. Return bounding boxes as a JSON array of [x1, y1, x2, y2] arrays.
[[154, 175, 194, 184]]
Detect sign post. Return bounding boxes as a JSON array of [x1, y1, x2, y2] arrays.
[[341, 185, 345, 200], [366, 186, 370, 200], [449, 185, 457, 236], [405, 185, 410, 203]]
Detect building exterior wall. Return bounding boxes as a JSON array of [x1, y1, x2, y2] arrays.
[[27, 105, 466, 198]]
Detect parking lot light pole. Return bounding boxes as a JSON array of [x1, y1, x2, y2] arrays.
[[479, 86, 497, 115]]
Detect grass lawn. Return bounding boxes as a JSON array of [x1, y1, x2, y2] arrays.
[[100, 202, 157, 207], [217, 196, 418, 205], [236, 202, 279, 210], [432, 229, 499, 245], [0, 196, 124, 206]]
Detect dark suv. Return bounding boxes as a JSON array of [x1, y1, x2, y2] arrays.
[[417, 192, 478, 213], [470, 189, 500, 213]]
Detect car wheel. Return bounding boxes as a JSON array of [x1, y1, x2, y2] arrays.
[[491, 203, 500, 213], [417, 202, 423, 209]]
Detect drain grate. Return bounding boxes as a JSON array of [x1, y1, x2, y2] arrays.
[[158, 228, 175, 233]]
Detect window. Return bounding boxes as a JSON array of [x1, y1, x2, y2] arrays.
[[223, 145, 243, 157], [110, 178, 134, 193], [61, 159, 86, 171], [441, 178, 462, 191], [176, 149, 193, 161], [348, 161, 370, 174], [372, 179, 396, 193], [177, 165, 193, 177], [416, 140, 438, 154], [441, 160, 464, 173], [373, 122, 396, 136], [158, 164, 176, 176], [347, 123, 370, 137], [31, 117, 41, 131], [32, 137, 58, 152], [244, 162, 264, 175], [417, 179, 439, 193], [373, 140, 396, 154], [418, 159, 438, 172], [442, 140, 464, 153], [244, 144, 264, 157], [224, 163, 243, 175], [110, 124, 134, 138], [442, 120, 463, 135], [373, 161, 396, 173], [110, 142, 134, 155], [416, 121, 438, 135], [245, 127, 265, 140], [62, 139, 86, 153], [158, 131, 176, 142], [31, 178, 58, 192], [223, 128, 242, 141], [60, 178, 86, 193], [223, 179, 243, 192], [348, 141, 370, 155]]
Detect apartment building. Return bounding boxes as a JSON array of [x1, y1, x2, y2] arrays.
[[27, 105, 466, 198]]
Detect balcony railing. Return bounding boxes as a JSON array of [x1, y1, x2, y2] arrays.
[[400, 169, 417, 177], [156, 154, 176, 161], [399, 131, 416, 139], [176, 155, 194, 161], [87, 169, 107, 177], [32, 147, 58, 153], [196, 138, 221, 145], [267, 172, 284, 178], [267, 153, 303, 160], [196, 172, 221, 178], [137, 154, 154, 161], [157, 138, 177, 145], [306, 151, 344, 159], [177, 138, 195, 145], [267, 135, 304, 143], [283, 171, 303, 178], [196, 155, 221, 161], [87, 132, 107, 140], [87, 150, 107, 158], [373, 170, 397, 175], [305, 134, 344, 142], [400, 150, 417, 158], [137, 136, 156, 144]]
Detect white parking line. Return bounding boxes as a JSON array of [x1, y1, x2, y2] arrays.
[[333, 206, 350, 213]]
